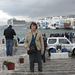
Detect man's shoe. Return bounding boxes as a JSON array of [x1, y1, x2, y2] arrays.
[[38, 70, 42, 72]]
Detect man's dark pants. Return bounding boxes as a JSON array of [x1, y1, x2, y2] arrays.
[[6, 39, 14, 56]]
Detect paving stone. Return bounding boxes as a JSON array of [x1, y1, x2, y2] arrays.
[[0, 45, 75, 75]]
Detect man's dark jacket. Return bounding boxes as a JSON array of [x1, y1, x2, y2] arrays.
[[4, 26, 16, 40]]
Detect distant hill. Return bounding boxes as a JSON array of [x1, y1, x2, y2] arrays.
[[68, 15, 75, 18], [25, 21, 32, 25]]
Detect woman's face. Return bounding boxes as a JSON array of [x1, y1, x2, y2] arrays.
[[31, 24, 36, 31]]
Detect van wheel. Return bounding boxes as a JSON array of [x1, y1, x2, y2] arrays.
[[73, 49, 75, 55]]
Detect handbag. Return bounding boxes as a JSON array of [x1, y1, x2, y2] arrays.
[[27, 33, 37, 54]]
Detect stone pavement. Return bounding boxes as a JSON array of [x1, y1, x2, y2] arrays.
[[0, 44, 75, 75], [0, 56, 75, 75]]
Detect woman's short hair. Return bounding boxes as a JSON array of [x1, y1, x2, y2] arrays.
[[30, 22, 37, 29]]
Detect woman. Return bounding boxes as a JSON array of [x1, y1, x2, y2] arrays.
[[25, 22, 44, 72]]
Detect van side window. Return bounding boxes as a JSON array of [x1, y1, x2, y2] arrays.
[[59, 39, 70, 44], [48, 39, 56, 44]]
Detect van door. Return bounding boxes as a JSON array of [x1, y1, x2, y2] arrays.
[[59, 39, 71, 51], [47, 38, 57, 49]]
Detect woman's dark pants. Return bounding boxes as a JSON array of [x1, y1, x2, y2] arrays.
[[29, 50, 42, 72]]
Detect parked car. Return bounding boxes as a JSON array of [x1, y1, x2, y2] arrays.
[[46, 37, 75, 55], [19, 38, 25, 44]]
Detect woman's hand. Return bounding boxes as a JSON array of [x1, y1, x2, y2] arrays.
[[26, 47, 29, 51], [41, 51, 44, 55]]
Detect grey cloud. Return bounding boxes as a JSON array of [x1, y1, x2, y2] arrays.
[[0, 0, 75, 18]]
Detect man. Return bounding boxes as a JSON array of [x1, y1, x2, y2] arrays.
[[42, 33, 47, 63], [3, 25, 16, 56]]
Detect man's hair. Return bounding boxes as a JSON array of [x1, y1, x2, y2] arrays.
[[9, 25, 12, 28], [30, 22, 37, 29]]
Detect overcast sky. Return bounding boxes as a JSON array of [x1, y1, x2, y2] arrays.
[[0, 0, 75, 25]]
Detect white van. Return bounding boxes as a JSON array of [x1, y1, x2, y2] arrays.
[[46, 37, 75, 55]]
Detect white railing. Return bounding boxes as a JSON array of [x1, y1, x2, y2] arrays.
[[0, 36, 6, 56]]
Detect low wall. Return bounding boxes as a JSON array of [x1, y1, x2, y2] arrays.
[[0, 54, 29, 70]]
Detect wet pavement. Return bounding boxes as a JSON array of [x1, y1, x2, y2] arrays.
[[0, 44, 75, 75], [1, 56, 75, 75]]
